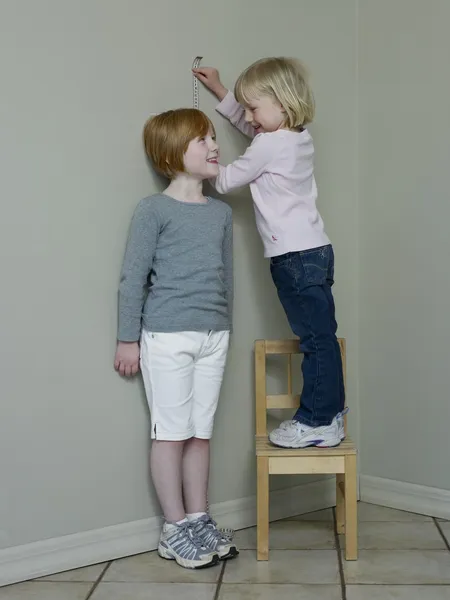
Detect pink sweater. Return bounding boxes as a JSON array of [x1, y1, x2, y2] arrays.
[[214, 92, 330, 258]]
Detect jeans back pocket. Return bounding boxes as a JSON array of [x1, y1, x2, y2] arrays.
[[299, 245, 332, 285]]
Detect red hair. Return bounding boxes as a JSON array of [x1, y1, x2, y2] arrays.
[[143, 109, 215, 178]]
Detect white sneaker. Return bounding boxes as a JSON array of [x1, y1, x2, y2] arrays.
[[269, 419, 341, 448], [278, 407, 349, 442], [158, 521, 219, 569]]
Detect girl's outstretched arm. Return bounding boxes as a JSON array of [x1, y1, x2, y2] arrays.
[[213, 133, 274, 194], [193, 67, 255, 138]]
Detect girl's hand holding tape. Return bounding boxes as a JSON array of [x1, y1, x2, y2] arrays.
[[193, 66, 228, 102]]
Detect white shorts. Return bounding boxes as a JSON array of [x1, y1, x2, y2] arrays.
[[140, 330, 230, 441]]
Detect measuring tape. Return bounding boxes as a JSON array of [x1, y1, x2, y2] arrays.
[[190, 56, 235, 540], [192, 56, 202, 109]]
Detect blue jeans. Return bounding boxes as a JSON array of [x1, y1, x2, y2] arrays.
[[270, 245, 345, 427]]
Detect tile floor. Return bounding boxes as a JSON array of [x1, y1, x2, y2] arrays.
[[1, 503, 449, 599]]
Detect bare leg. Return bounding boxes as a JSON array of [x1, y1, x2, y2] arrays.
[[182, 437, 209, 514], [150, 440, 186, 522]]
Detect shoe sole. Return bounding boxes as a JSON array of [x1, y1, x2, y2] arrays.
[[158, 545, 220, 569], [317, 438, 342, 448], [270, 437, 342, 449], [219, 547, 239, 561]]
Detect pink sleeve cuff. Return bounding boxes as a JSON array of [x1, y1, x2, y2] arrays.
[[216, 91, 240, 118]]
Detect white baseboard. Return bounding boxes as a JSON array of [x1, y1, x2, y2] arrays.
[[360, 475, 450, 520], [0, 477, 335, 587], [0, 516, 163, 589]]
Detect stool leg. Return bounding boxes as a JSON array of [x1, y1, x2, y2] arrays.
[[257, 456, 269, 560], [344, 454, 358, 560], [336, 474, 345, 534]]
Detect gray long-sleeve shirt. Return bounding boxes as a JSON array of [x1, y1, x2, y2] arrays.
[[117, 194, 233, 342]]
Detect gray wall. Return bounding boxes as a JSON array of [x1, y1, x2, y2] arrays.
[[358, 0, 450, 489], [0, 0, 358, 549]]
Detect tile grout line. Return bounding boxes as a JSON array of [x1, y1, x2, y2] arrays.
[[212, 560, 227, 600], [434, 518, 450, 552], [84, 561, 112, 600], [332, 507, 347, 600]]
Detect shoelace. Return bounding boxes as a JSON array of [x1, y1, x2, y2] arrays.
[[173, 522, 207, 550], [279, 419, 296, 430], [206, 516, 233, 541], [195, 516, 234, 542], [293, 421, 310, 433]]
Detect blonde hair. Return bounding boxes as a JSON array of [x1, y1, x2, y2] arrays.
[[143, 108, 215, 178], [234, 57, 315, 128]]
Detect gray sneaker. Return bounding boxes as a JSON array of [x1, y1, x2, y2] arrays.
[[190, 515, 239, 560], [158, 521, 219, 569]]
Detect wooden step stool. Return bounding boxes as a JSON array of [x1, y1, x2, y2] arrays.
[[255, 338, 358, 561]]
